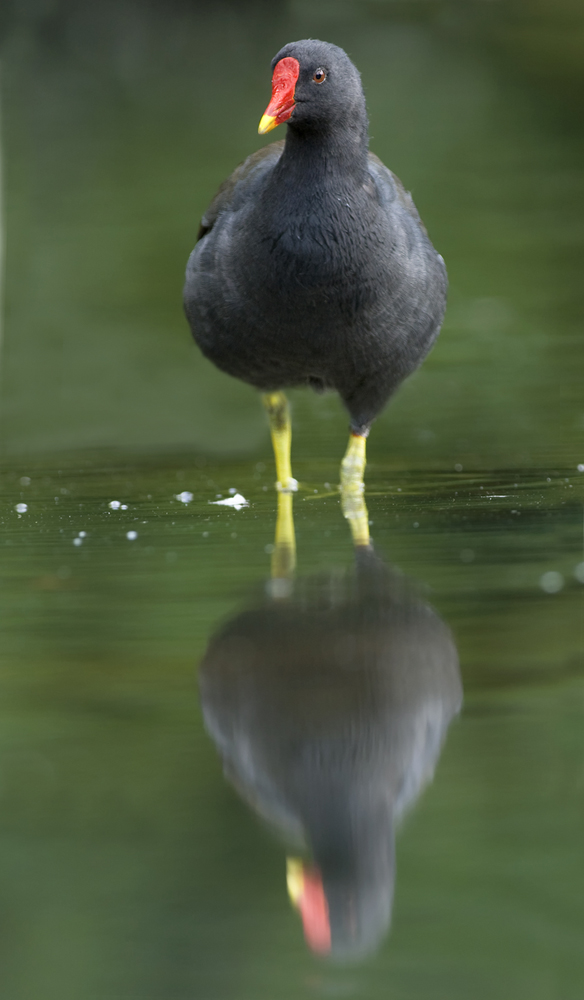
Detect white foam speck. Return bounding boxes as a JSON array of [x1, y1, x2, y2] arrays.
[[210, 493, 249, 511], [20, 477, 31, 486], [78, 531, 87, 538], [126, 530, 138, 540], [121, 505, 128, 510], [15, 503, 27, 513], [540, 571, 564, 594], [228, 487, 237, 495], [578, 464, 584, 472], [73, 537, 82, 547], [574, 562, 584, 584], [176, 491, 194, 504], [267, 577, 293, 600], [109, 501, 121, 510]]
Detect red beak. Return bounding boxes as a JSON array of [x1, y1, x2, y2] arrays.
[[258, 57, 300, 134]]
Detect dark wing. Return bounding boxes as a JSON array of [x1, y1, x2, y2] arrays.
[[367, 151, 428, 236], [196, 140, 285, 241]]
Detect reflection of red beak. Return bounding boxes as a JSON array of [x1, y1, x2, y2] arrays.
[[287, 858, 331, 954], [258, 57, 300, 134], [299, 867, 331, 954]]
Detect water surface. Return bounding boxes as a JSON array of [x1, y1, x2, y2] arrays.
[[1, 455, 583, 997]]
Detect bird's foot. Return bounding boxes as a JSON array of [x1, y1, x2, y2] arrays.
[[276, 477, 299, 494]]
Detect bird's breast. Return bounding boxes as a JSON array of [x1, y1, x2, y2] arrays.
[[235, 192, 382, 299]]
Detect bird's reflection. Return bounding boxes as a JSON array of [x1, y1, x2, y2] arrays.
[[199, 492, 461, 960]]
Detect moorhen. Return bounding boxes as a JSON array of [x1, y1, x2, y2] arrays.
[[184, 39, 446, 544], [200, 546, 461, 959]]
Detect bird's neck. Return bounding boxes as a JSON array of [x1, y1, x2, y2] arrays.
[[305, 788, 393, 880], [278, 122, 369, 188]]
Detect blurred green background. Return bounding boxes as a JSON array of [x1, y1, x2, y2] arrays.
[[1, 0, 583, 468], [1, 3, 584, 999]]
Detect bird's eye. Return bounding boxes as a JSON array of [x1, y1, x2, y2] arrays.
[[313, 68, 326, 84]]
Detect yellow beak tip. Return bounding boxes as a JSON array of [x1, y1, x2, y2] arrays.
[[258, 114, 278, 135], [286, 857, 304, 908]]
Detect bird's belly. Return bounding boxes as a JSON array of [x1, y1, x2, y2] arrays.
[[185, 209, 445, 393]]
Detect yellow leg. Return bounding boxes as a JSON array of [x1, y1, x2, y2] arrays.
[[262, 392, 298, 493], [271, 490, 296, 580], [341, 432, 367, 488], [340, 433, 370, 548]]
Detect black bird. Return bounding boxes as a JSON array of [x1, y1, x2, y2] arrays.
[[200, 548, 461, 959], [184, 39, 447, 541]]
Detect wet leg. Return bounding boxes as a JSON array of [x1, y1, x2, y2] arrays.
[[262, 392, 298, 493], [340, 432, 370, 548]]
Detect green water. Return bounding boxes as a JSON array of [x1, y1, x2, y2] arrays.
[[2, 458, 583, 997], [1, 0, 584, 996]]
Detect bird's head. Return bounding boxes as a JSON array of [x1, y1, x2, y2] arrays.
[[286, 842, 394, 962], [258, 39, 367, 138]]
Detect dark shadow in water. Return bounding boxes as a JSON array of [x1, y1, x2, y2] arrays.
[[200, 545, 461, 961]]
